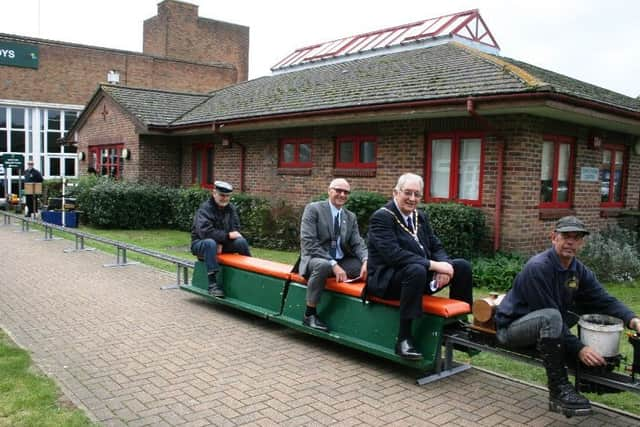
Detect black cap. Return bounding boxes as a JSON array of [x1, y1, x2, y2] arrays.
[[555, 216, 589, 235], [214, 180, 233, 193]]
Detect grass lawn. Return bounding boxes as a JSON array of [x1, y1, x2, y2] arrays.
[[0, 330, 95, 426], [14, 223, 640, 416]]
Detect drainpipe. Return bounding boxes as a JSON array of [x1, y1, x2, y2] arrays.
[[237, 141, 246, 193], [467, 97, 504, 252]]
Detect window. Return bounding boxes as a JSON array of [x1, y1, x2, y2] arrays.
[[335, 136, 376, 169], [9, 108, 27, 153], [279, 138, 312, 168], [600, 145, 625, 207], [192, 144, 215, 187], [426, 132, 483, 205], [539, 135, 575, 208], [89, 144, 124, 179]]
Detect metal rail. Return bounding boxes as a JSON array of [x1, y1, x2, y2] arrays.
[[1, 210, 193, 289]]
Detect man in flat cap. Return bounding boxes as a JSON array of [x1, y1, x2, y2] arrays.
[[191, 181, 251, 297], [495, 216, 640, 417]]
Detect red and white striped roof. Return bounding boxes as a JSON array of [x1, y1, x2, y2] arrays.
[[272, 9, 499, 73]]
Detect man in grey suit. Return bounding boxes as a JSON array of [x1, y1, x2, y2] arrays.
[[299, 178, 368, 332]]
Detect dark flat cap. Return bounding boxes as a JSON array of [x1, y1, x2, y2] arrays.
[[555, 216, 589, 235], [214, 180, 233, 193]]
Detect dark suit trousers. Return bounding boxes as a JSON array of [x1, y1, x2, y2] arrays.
[[306, 256, 362, 305], [385, 259, 473, 320]]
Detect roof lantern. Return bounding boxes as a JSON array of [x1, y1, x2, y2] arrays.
[[271, 9, 499, 74]]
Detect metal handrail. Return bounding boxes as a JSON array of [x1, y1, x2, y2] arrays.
[[1, 210, 193, 288]]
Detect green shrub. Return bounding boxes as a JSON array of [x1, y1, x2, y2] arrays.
[[80, 180, 173, 229], [472, 252, 526, 291], [580, 225, 640, 283], [345, 191, 388, 237], [420, 202, 487, 260], [168, 186, 209, 231], [41, 179, 63, 203], [252, 201, 302, 250]]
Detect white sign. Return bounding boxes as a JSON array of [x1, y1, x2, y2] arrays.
[[580, 167, 599, 182]]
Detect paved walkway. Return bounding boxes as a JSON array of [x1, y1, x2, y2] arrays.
[[0, 221, 638, 426]]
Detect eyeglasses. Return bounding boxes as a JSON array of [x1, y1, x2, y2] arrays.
[[400, 189, 422, 198], [331, 188, 351, 195]]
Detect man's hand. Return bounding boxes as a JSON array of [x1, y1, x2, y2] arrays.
[[359, 260, 368, 282], [578, 346, 606, 367], [333, 264, 347, 282], [434, 272, 451, 288], [630, 317, 640, 333], [228, 231, 242, 240], [429, 261, 454, 277]]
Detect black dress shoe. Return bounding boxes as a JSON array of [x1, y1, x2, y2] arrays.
[[395, 339, 423, 360], [303, 314, 329, 332], [208, 284, 225, 298]]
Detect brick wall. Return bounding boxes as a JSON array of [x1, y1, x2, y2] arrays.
[[75, 96, 139, 180], [143, 0, 249, 81], [78, 106, 639, 256], [0, 35, 238, 106], [191, 115, 639, 256]]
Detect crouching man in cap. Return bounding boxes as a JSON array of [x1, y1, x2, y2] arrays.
[[191, 181, 251, 298], [495, 216, 640, 417]]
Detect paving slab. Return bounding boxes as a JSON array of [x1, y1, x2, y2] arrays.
[[0, 221, 638, 426]]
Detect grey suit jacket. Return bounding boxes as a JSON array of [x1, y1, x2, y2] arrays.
[[299, 200, 367, 276]]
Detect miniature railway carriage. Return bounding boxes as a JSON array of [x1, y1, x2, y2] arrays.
[[181, 254, 640, 394]]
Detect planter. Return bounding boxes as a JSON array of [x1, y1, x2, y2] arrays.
[[41, 210, 79, 228]]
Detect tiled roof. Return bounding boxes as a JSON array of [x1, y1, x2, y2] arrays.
[[174, 42, 529, 126], [102, 42, 639, 129], [497, 57, 640, 112], [102, 85, 209, 127]]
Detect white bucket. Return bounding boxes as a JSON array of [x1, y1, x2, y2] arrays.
[[578, 314, 624, 357]]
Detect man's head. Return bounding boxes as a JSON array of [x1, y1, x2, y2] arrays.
[[27, 160, 34, 169], [551, 216, 589, 265], [393, 173, 423, 215], [212, 180, 233, 207], [327, 178, 351, 209]]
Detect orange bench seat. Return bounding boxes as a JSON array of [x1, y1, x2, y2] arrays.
[[217, 253, 292, 280], [211, 254, 470, 318], [291, 274, 470, 319]]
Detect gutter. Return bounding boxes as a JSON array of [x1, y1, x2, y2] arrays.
[[206, 92, 640, 130]]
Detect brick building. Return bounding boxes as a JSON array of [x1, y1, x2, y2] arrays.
[[70, 10, 640, 254], [0, 0, 248, 196]]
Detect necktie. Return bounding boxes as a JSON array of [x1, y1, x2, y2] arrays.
[[330, 213, 340, 259], [407, 216, 414, 232]]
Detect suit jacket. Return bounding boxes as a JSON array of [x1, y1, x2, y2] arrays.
[[366, 200, 450, 297], [299, 200, 367, 276]]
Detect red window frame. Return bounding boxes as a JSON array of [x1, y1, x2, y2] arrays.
[[539, 135, 576, 209], [278, 138, 312, 168], [335, 135, 377, 169], [425, 132, 484, 206], [89, 144, 124, 179], [192, 143, 215, 188], [600, 144, 626, 208]]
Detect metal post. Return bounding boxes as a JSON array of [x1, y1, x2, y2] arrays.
[[103, 246, 139, 268], [64, 234, 95, 253]]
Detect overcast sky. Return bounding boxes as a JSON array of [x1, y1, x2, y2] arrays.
[[2, 0, 639, 98]]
